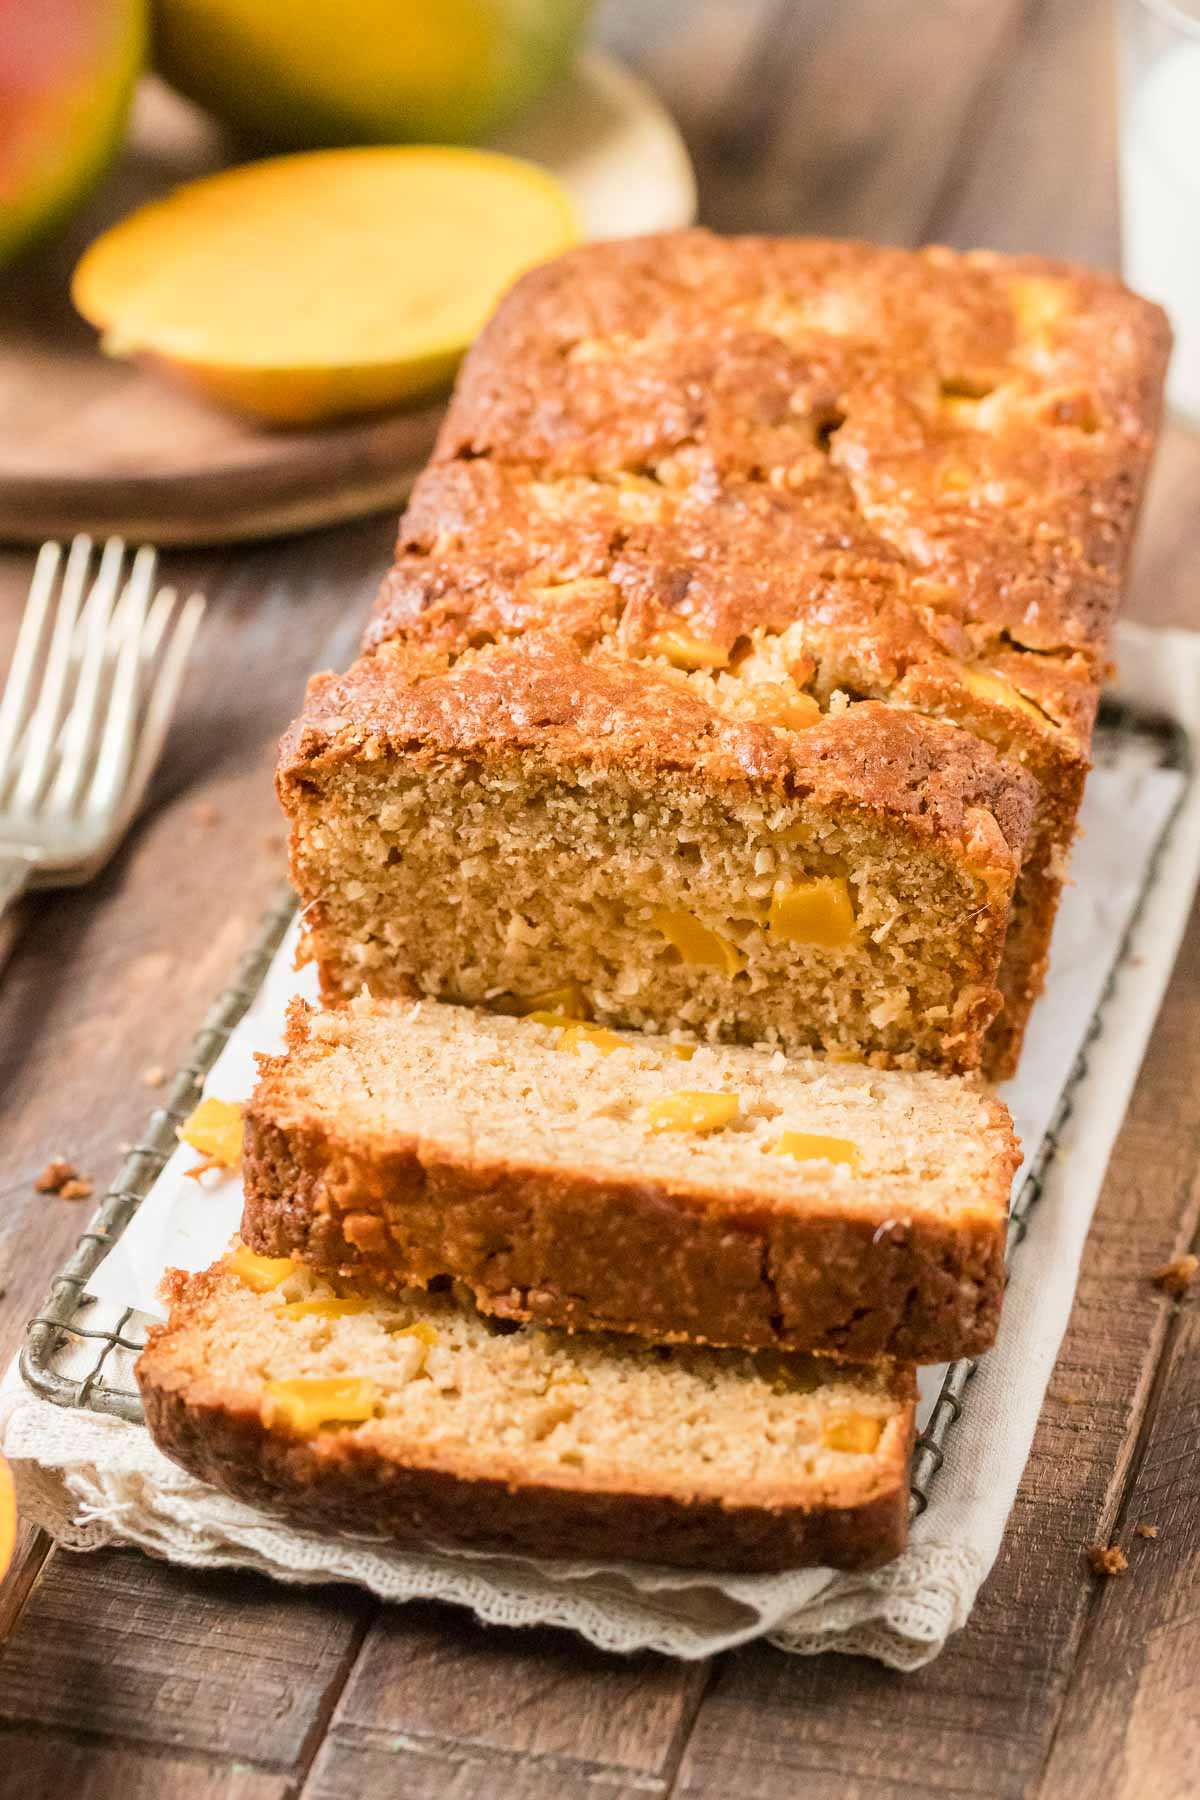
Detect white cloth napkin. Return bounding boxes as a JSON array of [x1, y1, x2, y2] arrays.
[[4, 621, 1199, 1669]]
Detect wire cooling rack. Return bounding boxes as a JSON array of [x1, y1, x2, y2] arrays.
[[19, 699, 1193, 1519]]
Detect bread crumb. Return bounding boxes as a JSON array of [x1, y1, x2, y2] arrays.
[[1152, 1253, 1198, 1298], [59, 1177, 93, 1201], [142, 1065, 166, 1088], [195, 801, 220, 826], [34, 1158, 77, 1194], [1135, 1522, 1159, 1540], [1060, 1390, 1084, 1405], [1087, 1543, 1128, 1576]]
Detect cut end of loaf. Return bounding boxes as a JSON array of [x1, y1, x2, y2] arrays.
[[281, 651, 1036, 1073]]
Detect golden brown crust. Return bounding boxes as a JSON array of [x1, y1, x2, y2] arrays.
[[424, 232, 1167, 665], [278, 638, 1036, 875], [241, 1005, 1017, 1362], [278, 231, 1167, 1072], [137, 1265, 916, 1574]]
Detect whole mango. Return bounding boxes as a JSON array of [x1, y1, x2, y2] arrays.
[[152, 0, 594, 148], [0, 0, 145, 271]]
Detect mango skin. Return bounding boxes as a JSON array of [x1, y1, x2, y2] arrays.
[[151, 0, 595, 148], [0, 0, 145, 272]]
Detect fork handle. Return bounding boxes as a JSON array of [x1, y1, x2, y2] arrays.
[[0, 854, 31, 972]]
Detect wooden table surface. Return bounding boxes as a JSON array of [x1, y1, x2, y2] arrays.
[[2, 3, 1199, 1795]]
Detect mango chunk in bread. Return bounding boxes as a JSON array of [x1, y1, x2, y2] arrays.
[[240, 995, 1020, 1363], [646, 1090, 740, 1133], [138, 1258, 917, 1573]]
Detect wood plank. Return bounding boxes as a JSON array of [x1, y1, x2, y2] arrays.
[[0, 1523, 51, 1645], [1035, 1254, 1200, 1797], [304, 1601, 708, 1800], [0, 1731, 291, 1800], [672, 893, 1200, 1799], [0, 1546, 370, 1767], [602, 0, 1027, 244]]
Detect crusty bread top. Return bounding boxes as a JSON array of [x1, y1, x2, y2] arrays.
[[279, 638, 1036, 881], [415, 231, 1168, 669], [252, 994, 1019, 1232]]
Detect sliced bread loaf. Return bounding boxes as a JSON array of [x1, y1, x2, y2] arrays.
[[241, 996, 1020, 1362], [137, 1253, 917, 1572]]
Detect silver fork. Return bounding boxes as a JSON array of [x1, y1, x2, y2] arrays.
[[0, 536, 206, 933]]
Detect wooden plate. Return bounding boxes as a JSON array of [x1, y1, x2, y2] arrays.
[[0, 55, 695, 547]]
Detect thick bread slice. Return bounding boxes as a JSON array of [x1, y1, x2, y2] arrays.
[[137, 1257, 917, 1573], [241, 996, 1020, 1361]]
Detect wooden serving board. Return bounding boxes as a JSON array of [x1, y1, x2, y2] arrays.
[[0, 60, 695, 547]]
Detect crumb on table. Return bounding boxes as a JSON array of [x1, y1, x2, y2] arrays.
[[1087, 1544, 1129, 1576], [1152, 1253, 1198, 1298], [1135, 1522, 1159, 1540], [34, 1158, 78, 1194], [142, 1065, 166, 1088], [58, 1177, 93, 1201]]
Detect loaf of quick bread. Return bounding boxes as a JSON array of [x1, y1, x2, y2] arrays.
[[137, 1252, 917, 1573], [241, 995, 1020, 1362], [279, 232, 1168, 1075]]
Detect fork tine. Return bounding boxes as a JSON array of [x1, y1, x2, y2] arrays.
[[0, 542, 63, 794], [140, 584, 179, 664], [48, 538, 129, 817], [11, 536, 94, 813], [83, 545, 157, 820], [115, 591, 206, 832]]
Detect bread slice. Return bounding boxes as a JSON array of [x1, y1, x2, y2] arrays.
[[137, 1255, 917, 1573], [241, 996, 1019, 1362]]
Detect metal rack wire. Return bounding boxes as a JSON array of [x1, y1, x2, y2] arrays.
[[19, 700, 1193, 1518]]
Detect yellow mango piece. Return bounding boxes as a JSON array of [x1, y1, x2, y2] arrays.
[[669, 1043, 698, 1062], [179, 1097, 244, 1168], [822, 1414, 884, 1454], [281, 1297, 372, 1321], [940, 394, 982, 427], [772, 1131, 862, 1172], [651, 629, 729, 671], [768, 877, 856, 949], [525, 1010, 582, 1029], [558, 1023, 628, 1057], [227, 1244, 296, 1292], [651, 907, 746, 975], [1009, 275, 1067, 336], [751, 687, 822, 731], [959, 664, 1049, 727], [646, 1091, 739, 1134], [72, 148, 578, 426], [509, 981, 592, 1021], [393, 1321, 439, 1348], [261, 1376, 380, 1435]]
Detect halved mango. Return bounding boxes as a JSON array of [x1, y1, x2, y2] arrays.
[[72, 146, 578, 426]]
